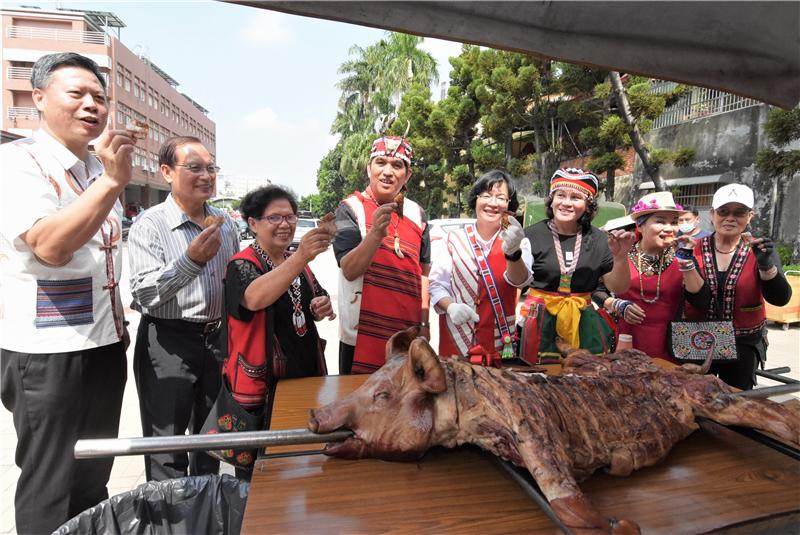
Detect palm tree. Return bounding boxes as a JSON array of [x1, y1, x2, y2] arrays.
[[375, 33, 439, 114]]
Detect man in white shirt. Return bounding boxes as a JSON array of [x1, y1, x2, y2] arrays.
[[0, 52, 135, 533]]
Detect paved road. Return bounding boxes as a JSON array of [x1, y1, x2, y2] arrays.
[[1, 242, 797, 533]]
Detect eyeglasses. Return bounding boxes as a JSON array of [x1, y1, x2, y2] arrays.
[[256, 214, 298, 225], [715, 207, 751, 218], [477, 193, 510, 205], [174, 163, 221, 174]]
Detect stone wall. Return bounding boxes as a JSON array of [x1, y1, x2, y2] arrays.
[[634, 104, 800, 260]]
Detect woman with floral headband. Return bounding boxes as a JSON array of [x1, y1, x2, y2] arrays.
[[593, 191, 709, 362], [520, 168, 636, 363]]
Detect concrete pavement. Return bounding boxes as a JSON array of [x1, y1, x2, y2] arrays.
[[1, 242, 797, 533]]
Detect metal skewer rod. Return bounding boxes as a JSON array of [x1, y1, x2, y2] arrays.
[[731, 383, 800, 399], [755, 369, 798, 384], [74, 429, 352, 459]]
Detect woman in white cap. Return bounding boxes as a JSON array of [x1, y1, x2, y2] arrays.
[[594, 191, 708, 362], [683, 184, 792, 390], [519, 168, 636, 364]]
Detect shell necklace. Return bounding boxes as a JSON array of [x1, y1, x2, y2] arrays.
[[635, 242, 666, 304], [365, 187, 404, 258]]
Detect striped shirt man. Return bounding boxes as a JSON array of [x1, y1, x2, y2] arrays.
[[128, 194, 239, 321]]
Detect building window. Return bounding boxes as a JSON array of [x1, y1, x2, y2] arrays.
[[673, 183, 718, 209], [124, 75, 130, 91], [116, 66, 123, 86]]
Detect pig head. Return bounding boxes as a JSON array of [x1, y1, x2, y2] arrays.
[[308, 327, 453, 460]]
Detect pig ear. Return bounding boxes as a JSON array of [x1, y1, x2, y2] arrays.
[[407, 338, 447, 394], [385, 326, 421, 360]]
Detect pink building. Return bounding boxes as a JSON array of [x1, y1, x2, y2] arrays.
[[1, 5, 216, 210]]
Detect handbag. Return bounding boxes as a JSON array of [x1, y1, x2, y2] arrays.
[[200, 376, 265, 469], [668, 294, 738, 363]]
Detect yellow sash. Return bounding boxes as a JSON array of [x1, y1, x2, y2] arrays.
[[529, 289, 590, 349]]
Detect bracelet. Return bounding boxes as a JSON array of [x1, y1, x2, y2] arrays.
[[758, 265, 778, 279], [419, 321, 430, 328], [612, 299, 632, 317], [504, 249, 522, 262]]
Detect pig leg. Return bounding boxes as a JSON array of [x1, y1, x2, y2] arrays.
[[688, 394, 800, 447], [514, 420, 640, 535]]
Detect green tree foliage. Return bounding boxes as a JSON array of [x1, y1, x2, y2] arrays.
[[324, 32, 439, 209], [756, 107, 800, 259], [315, 145, 348, 215], [298, 193, 322, 217]]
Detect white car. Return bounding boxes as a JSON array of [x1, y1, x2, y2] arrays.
[[427, 217, 476, 259], [290, 218, 319, 250]]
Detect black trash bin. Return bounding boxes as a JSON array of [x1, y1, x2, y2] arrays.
[[53, 474, 249, 535]]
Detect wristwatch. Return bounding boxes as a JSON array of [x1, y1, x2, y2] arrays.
[[504, 249, 523, 262]]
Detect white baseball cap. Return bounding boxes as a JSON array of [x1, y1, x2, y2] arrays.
[[712, 184, 754, 210]]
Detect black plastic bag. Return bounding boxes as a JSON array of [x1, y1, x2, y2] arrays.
[[53, 474, 249, 535]]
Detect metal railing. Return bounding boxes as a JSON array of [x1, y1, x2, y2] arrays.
[[7, 66, 32, 80], [650, 81, 760, 130], [7, 107, 39, 121], [6, 25, 109, 45]]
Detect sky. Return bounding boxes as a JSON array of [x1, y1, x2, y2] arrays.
[[14, 0, 464, 198]]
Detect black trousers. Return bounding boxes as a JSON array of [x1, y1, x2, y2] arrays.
[[1, 343, 126, 535], [134, 316, 222, 481], [339, 342, 355, 375], [709, 339, 764, 391]]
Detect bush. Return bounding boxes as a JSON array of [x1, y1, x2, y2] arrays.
[[777, 245, 793, 267]]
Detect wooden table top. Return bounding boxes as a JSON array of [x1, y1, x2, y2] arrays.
[[242, 374, 799, 534]]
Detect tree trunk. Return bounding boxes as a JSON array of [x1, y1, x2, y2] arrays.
[[605, 168, 615, 201], [609, 71, 667, 191], [505, 132, 513, 166], [531, 124, 550, 193]]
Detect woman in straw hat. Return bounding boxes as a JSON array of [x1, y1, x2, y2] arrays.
[[519, 168, 636, 364], [594, 191, 708, 362], [683, 184, 792, 390]]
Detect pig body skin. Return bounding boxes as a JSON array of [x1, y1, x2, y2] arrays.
[[309, 335, 800, 535]]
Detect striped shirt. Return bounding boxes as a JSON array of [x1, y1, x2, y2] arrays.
[[128, 194, 239, 322]]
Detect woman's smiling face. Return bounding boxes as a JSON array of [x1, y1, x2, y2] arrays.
[[475, 182, 510, 227], [551, 189, 587, 226]]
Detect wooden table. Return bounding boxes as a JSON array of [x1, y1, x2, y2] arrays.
[[242, 375, 800, 534]]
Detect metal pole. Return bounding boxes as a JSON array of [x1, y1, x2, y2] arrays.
[[74, 429, 352, 459], [755, 369, 798, 384], [732, 383, 800, 399]]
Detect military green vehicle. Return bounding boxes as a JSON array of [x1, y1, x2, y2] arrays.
[[521, 196, 627, 229]]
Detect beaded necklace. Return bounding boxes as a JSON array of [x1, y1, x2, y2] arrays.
[[634, 242, 668, 304], [548, 220, 582, 293], [251, 242, 307, 337]]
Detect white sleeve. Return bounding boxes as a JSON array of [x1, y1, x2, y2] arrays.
[[0, 144, 60, 241], [504, 236, 534, 287], [427, 238, 454, 313]]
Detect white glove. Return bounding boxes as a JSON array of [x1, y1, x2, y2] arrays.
[[447, 302, 480, 326], [501, 216, 524, 255]]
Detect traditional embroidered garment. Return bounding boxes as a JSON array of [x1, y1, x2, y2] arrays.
[[685, 235, 766, 336], [617, 255, 684, 361], [0, 131, 124, 352], [438, 226, 517, 357], [224, 246, 325, 409], [520, 221, 616, 364], [337, 191, 425, 373]]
